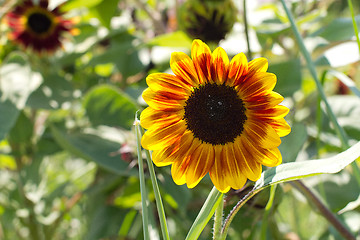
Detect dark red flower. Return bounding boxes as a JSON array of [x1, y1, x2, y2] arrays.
[[6, 0, 76, 54]]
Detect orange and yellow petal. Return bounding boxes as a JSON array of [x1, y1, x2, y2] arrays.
[[170, 52, 200, 86], [248, 57, 268, 75], [141, 120, 186, 150], [211, 47, 229, 84], [140, 107, 183, 130], [227, 52, 248, 86], [238, 72, 277, 98], [246, 92, 284, 110], [142, 88, 185, 111], [222, 144, 247, 190], [186, 143, 215, 188], [171, 138, 202, 185], [152, 131, 194, 167], [147, 73, 192, 96], [243, 120, 281, 149], [268, 118, 292, 137]]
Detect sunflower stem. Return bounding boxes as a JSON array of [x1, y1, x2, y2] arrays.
[[347, 0, 360, 56], [291, 180, 356, 240], [243, 0, 253, 60], [260, 185, 277, 240], [185, 187, 223, 240], [213, 194, 224, 240], [134, 116, 150, 240], [140, 127, 171, 240], [280, 0, 360, 187], [220, 187, 259, 240]]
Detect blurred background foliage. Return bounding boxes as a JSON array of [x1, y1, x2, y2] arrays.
[[0, 0, 360, 239]]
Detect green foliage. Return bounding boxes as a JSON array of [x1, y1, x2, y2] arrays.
[[1, 0, 360, 239]]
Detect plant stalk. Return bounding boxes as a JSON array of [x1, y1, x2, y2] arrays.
[[291, 181, 355, 240], [213, 194, 224, 240], [243, 0, 252, 60]]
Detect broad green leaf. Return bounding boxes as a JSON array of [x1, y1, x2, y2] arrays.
[[83, 84, 140, 129], [312, 172, 359, 212], [185, 187, 223, 240], [8, 111, 33, 144], [88, 31, 145, 80], [50, 125, 137, 176], [0, 98, 19, 141], [315, 15, 360, 42], [91, 0, 119, 28], [254, 141, 360, 190], [147, 31, 193, 48], [269, 58, 302, 97], [279, 123, 307, 163], [61, 0, 104, 11], [26, 74, 74, 110]]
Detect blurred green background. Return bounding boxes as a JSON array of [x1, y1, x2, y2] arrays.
[[0, 0, 360, 239]]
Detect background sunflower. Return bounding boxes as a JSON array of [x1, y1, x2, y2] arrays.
[[6, 0, 76, 54], [0, 0, 359, 239]]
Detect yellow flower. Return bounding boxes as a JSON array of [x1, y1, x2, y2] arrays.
[[6, 0, 77, 54], [140, 39, 291, 193]]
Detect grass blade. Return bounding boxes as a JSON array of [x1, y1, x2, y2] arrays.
[[134, 116, 150, 240]]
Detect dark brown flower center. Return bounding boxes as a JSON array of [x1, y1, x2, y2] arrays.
[[27, 12, 52, 34], [184, 83, 247, 145]]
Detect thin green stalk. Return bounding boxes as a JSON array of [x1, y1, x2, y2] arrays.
[[220, 187, 259, 240], [134, 118, 150, 240], [243, 0, 252, 60], [347, 0, 360, 56], [186, 187, 223, 240], [291, 181, 355, 240], [260, 185, 277, 240], [280, 0, 360, 186], [213, 194, 224, 240], [140, 126, 171, 240]]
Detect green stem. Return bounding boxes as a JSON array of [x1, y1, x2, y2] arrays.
[[260, 185, 277, 240], [220, 187, 259, 240], [291, 181, 355, 240], [213, 194, 224, 240], [243, 0, 252, 60], [140, 126, 171, 240], [347, 0, 360, 56], [134, 117, 150, 240], [185, 187, 223, 240], [14, 156, 43, 240], [280, 0, 360, 187]]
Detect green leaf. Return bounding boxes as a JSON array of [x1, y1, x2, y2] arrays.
[[269, 58, 302, 97], [61, 0, 104, 11], [254, 141, 360, 190], [83, 84, 140, 129], [0, 98, 19, 141], [91, 0, 119, 28], [26, 74, 74, 110], [315, 15, 360, 42], [185, 187, 223, 240], [88, 31, 145, 80], [147, 31, 193, 48], [279, 123, 307, 163], [50, 125, 137, 176], [8, 111, 33, 144]]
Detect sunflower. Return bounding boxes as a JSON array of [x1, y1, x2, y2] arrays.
[[140, 40, 291, 193], [6, 0, 76, 54]]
